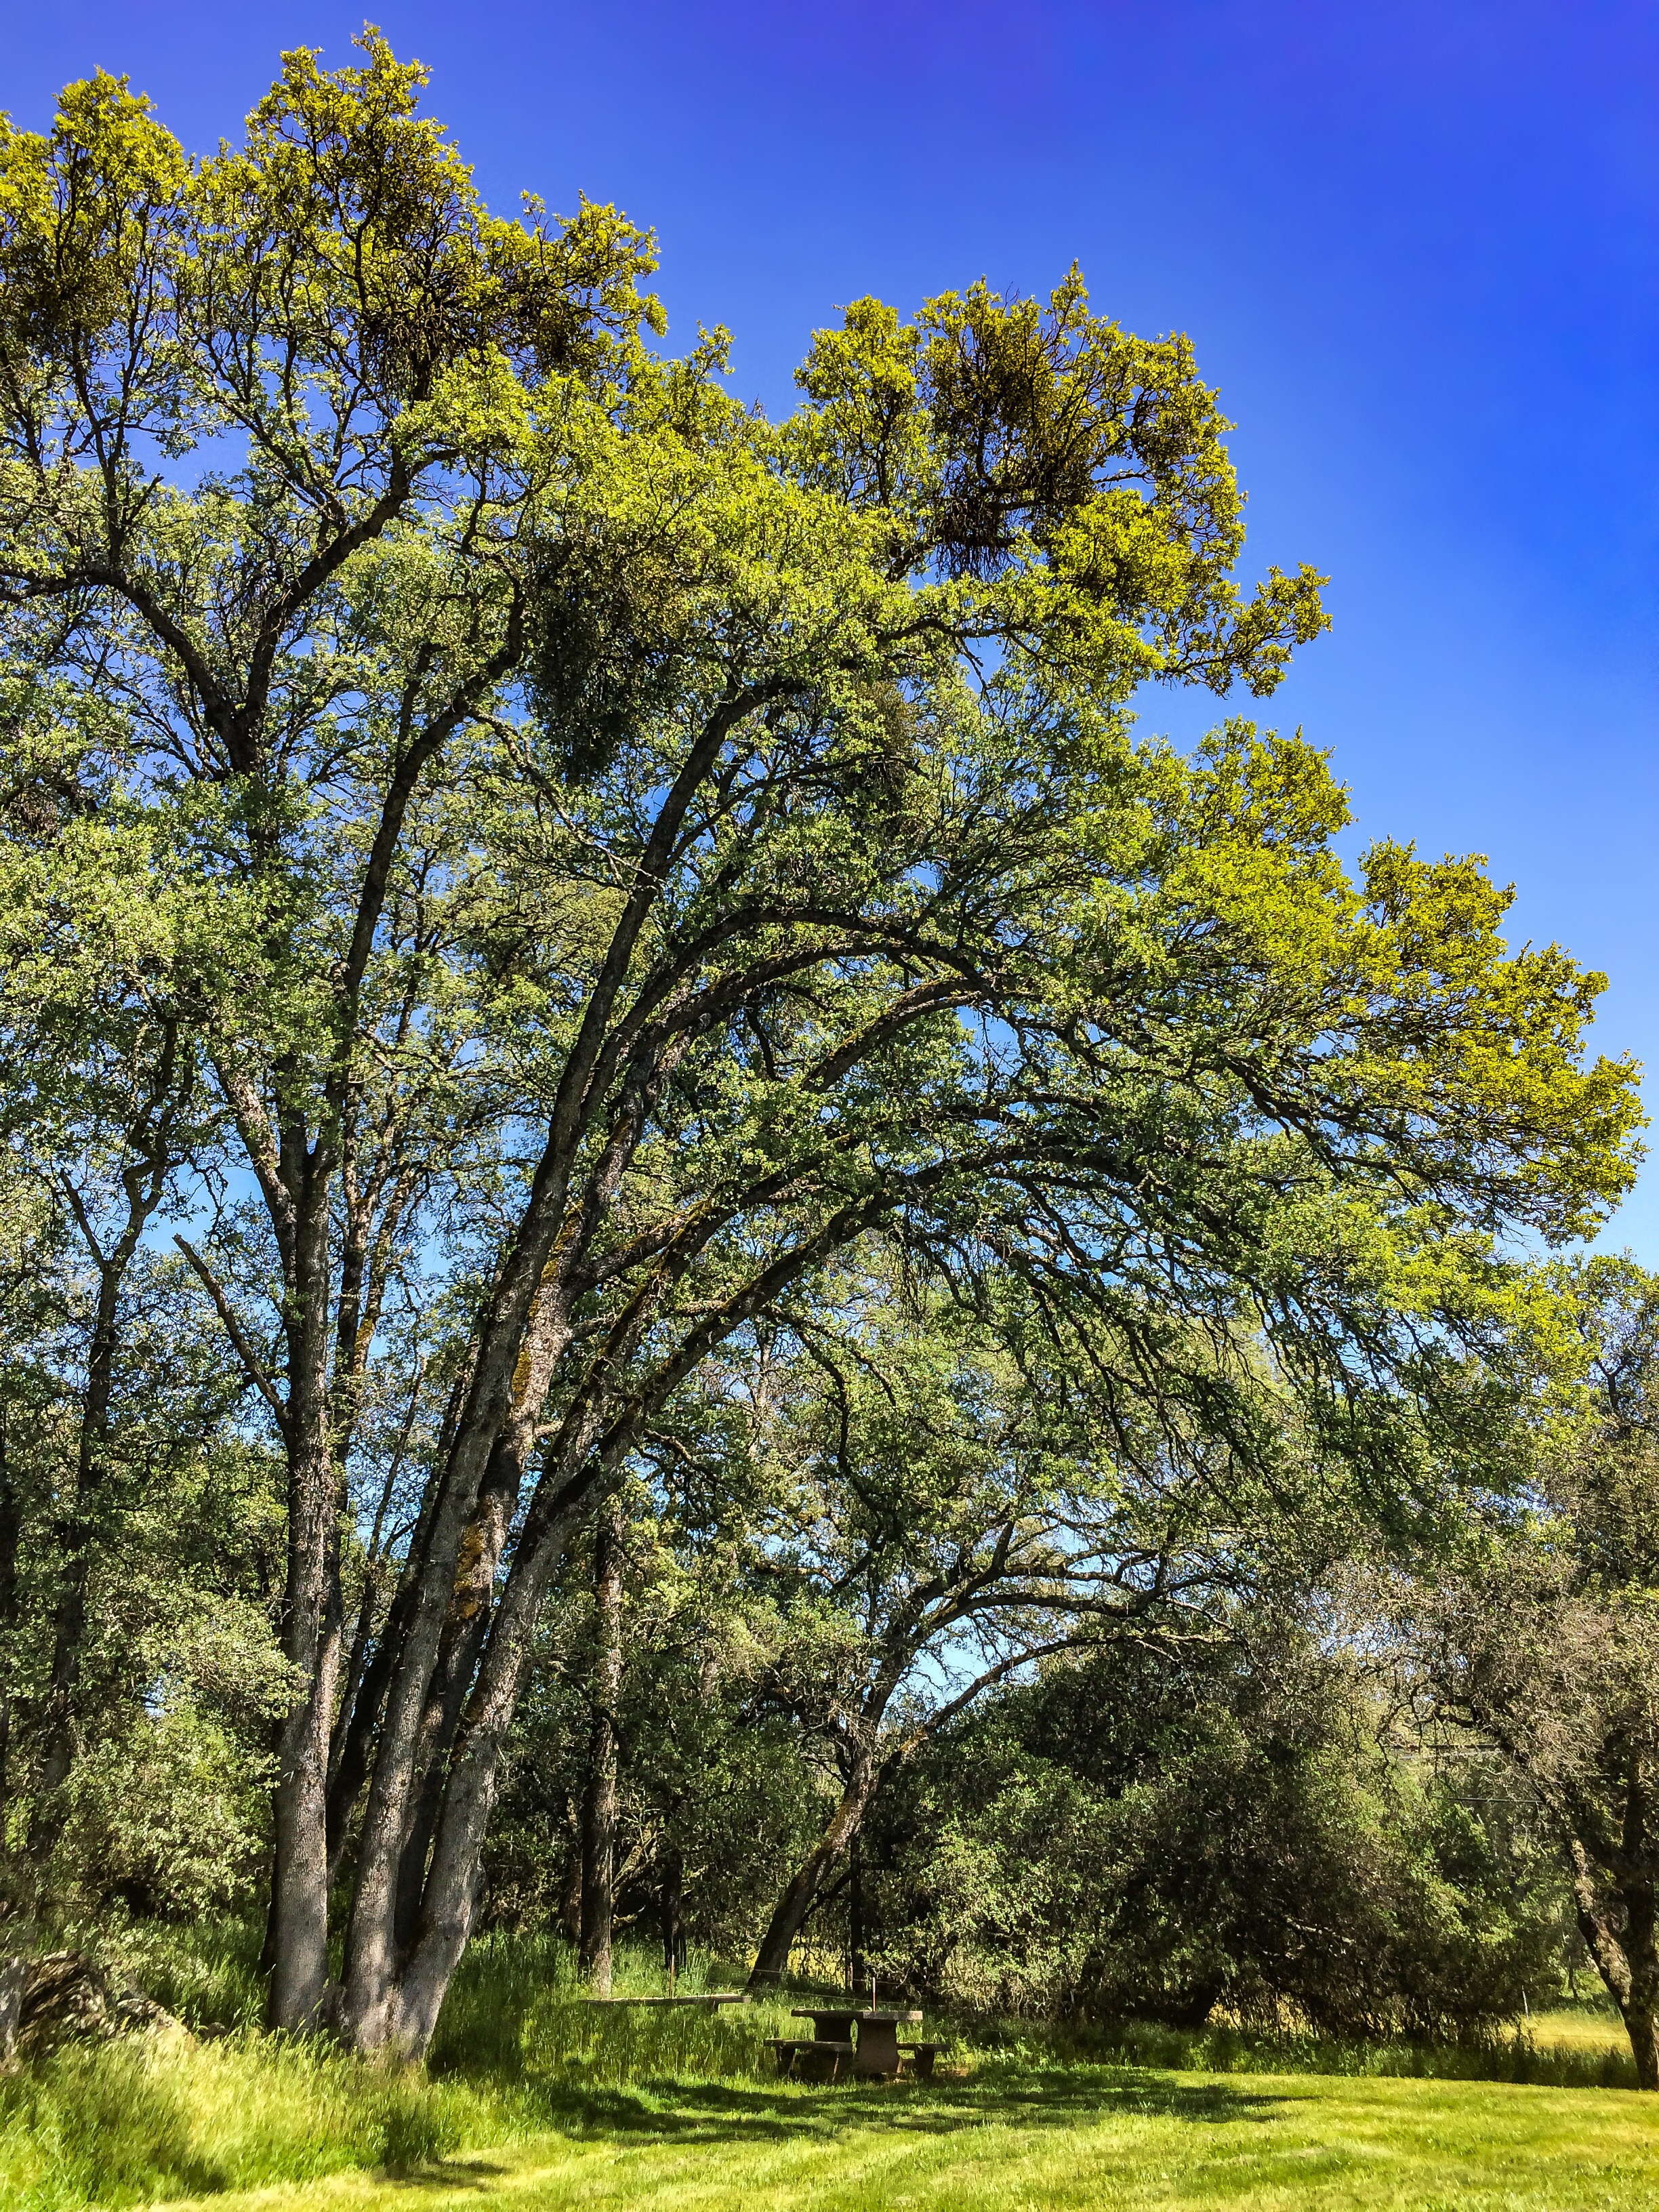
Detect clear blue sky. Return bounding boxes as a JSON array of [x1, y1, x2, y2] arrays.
[[5, 1, 1656, 1250]]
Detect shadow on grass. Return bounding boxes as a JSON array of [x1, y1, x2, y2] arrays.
[[372, 2156, 518, 2196], [525, 2064, 1283, 2148]]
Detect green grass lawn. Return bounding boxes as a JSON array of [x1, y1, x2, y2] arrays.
[[150, 2062, 1659, 2212], [2, 1931, 1647, 2212]]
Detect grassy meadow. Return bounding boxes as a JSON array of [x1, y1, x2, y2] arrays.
[[0, 1930, 1650, 2212]]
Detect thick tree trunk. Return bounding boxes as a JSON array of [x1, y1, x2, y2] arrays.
[[392, 1435, 528, 1952], [343, 1259, 663, 2051], [579, 1496, 625, 1994], [325, 1372, 465, 1881], [747, 1750, 876, 1990], [340, 1188, 588, 2049], [355, 1467, 604, 2055], [1571, 1835, 1659, 2090]]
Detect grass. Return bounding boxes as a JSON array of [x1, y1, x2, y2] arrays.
[[0, 1928, 1652, 2211], [155, 2063, 1659, 2212]]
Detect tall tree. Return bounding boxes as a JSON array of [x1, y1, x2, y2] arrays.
[[0, 37, 657, 2030], [0, 37, 1637, 2053]]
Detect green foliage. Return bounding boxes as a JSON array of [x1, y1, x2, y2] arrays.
[[1401, 1257, 1659, 2085], [995, 2011, 1639, 2092], [0, 24, 1645, 2057], [872, 1631, 1564, 2037]]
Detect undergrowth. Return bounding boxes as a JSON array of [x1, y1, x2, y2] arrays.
[[0, 1921, 1639, 2210], [0, 2031, 495, 2211], [988, 2011, 1639, 2091]]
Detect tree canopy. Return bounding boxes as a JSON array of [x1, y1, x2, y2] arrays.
[[0, 33, 1641, 2057]]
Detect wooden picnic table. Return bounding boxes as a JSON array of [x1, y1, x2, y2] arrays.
[[791, 2005, 923, 2078]]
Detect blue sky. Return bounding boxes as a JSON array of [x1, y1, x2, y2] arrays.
[[5, 0, 1656, 1250]]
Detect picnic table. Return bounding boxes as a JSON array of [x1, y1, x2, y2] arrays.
[[790, 2005, 924, 2079]]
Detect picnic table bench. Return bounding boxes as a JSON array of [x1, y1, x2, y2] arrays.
[[767, 2034, 855, 2081], [783, 2005, 927, 2081]]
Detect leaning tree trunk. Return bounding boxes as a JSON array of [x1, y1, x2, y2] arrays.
[[747, 1746, 876, 1990], [579, 1495, 626, 1994], [1570, 1832, 1659, 2090], [340, 1413, 622, 2053], [337, 1166, 601, 2051]]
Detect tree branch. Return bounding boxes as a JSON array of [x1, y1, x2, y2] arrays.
[[173, 1235, 291, 1438]]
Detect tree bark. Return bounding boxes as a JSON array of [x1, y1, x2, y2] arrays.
[[848, 1830, 867, 1997], [391, 1422, 539, 1952], [267, 1170, 347, 2032], [747, 1748, 876, 1990], [338, 1158, 590, 2045], [1570, 1832, 1659, 2090], [579, 1495, 625, 1994], [325, 1358, 473, 1880], [661, 1844, 685, 1978]]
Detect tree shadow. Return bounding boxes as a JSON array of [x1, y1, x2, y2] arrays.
[[376, 2156, 514, 2194], [531, 2063, 1284, 2148]]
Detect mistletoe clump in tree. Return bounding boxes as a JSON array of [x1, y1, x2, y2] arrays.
[[0, 33, 1639, 2051]]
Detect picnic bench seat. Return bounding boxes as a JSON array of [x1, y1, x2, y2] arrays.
[[897, 2039, 941, 2081], [769, 2035, 855, 2082]]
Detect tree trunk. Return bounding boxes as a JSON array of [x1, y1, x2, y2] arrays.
[[34, 1042, 181, 1847], [338, 1163, 593, 2049], [267, 1179, 346, 2032], [661, 1845, 685, 1977], [392, 1434, 528, 1952], [0, 1401, 21, 1832], [325, 1378, 462, 1882], [1571, 1835, 1659, 2090], [747, 1749, 876, 1990], [848, 1830, 867, 1997], [579, 1496, 625, 1994]]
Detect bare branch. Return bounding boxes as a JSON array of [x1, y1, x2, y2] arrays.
[[173, 1235, 291, 1438]]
